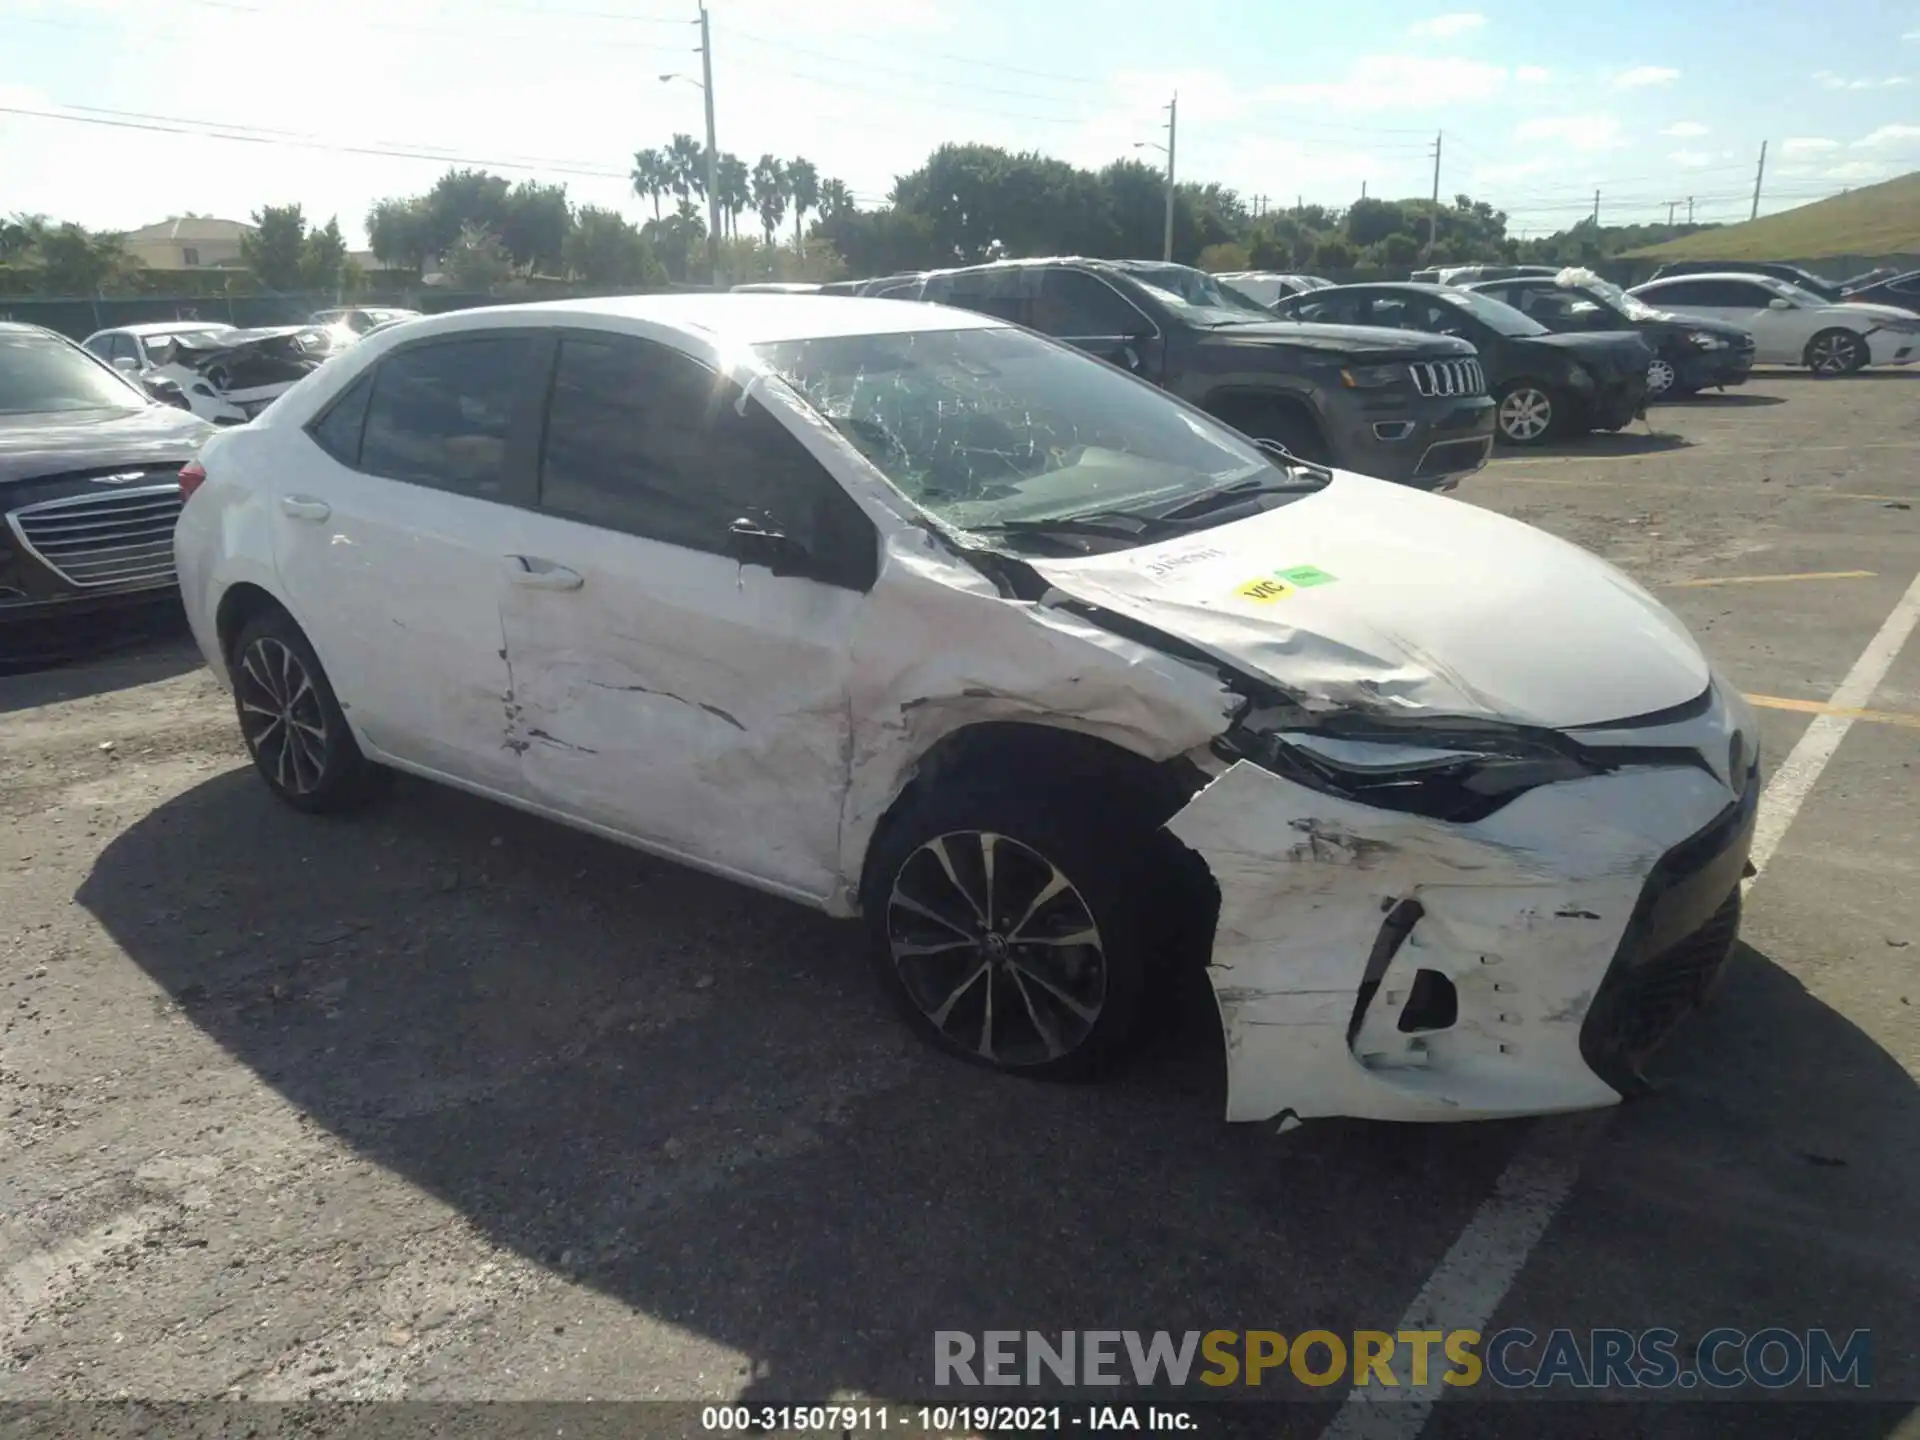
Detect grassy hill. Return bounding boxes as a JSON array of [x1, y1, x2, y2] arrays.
[[1625, 171, 1920, 261]]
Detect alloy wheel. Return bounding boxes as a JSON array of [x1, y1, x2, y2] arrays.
[[236, 636, 330, 795], [1498, 386, 1553, 442], [886, 830, 1107, 1068], [1809, 333, 1858, 375], [1646, 358, 1676, 396]]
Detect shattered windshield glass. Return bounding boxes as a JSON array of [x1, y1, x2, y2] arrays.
[[754, 327, 1282, 536]]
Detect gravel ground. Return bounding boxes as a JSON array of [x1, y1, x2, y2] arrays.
[[2, 371, 1916, 1438]]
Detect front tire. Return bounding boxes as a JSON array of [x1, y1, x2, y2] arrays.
[[861, 781, 1170, 1080], [1646, 356, 1678, 399], [1804, 329, 1867, 376], [1494, 382, 1560, 445], [230, 608, 380, 813]]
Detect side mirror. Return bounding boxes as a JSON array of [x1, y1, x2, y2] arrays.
[[1768, 297, 1793, 311], [726, 517, 812, 578]]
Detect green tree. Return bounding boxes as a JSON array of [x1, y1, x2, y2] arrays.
[[1310, 236, 1358, 272], [666, 133, 707, 203], [1374, 231, 1422, 267], [441, 223, 512, 290], [566, 206, 664, 286], [787, 156, 819, 256], [241, 204, 308, 291], [500, 181, 572, 274], [424, 169, 510, 257], [716, 152, 751, 240], [750, 154, 788, 254], [299, 216, 349, 291], [1, 213, 47, 264], [1197, 241, 1250, 272], [365, 197, 432, 272], [631, 148, 670, 221], [36, 224, 140, 294], [816, 178, 854, 222]]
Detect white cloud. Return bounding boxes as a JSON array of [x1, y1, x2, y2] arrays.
[[1513, 113, 1627, 152], [1407, 12, 1486, 38], [1853, 123, 1920, 147], [1813, 70, 1911, 89], [1782, 136, 1841, 155], [1667, 149, 1715, 167], [1614, 66, 1680, 88], [1514, 65, 1552, 84], [1263, 55, 1510, 111], [1661, 121, 1710, 137]]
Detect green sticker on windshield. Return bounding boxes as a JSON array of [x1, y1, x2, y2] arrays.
[[1275, 565, 1337, 587]]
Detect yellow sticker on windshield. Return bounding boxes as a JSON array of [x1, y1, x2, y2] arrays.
[[1236, 576, 1296, 603]]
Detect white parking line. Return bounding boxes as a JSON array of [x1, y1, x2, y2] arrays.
[[1317, 565, 1920, 1440]]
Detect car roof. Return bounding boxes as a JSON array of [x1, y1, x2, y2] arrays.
[[1636, 271, 1793, 286], [1301, 281, 1454, 294], [0, 321, 64, 338], [385, 292, 1006, 345]]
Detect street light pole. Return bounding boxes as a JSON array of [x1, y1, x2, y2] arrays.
[[1162, 93, 1177, 262], [697, 4, 720, 286]]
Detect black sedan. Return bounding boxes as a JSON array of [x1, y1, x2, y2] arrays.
[[1840, 268, 1920, 311], [1466, 273, 1754, 400], [1272, 283, 1652, 446], [1, 323, 214, 663]]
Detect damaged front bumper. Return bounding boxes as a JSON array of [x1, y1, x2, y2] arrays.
[[1165, 754, 1757, 1124]]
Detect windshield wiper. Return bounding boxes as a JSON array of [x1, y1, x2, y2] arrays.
[[970, 510, 1188, 541], [1147, 464, 1330, 521]]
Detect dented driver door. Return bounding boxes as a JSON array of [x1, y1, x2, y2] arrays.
[[497, 330, 880, 903]]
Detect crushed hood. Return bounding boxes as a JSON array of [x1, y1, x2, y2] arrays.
[[158, 326, 329, 392], [1526, 329, 1655, 379], [1025, 473, 1709, 730]]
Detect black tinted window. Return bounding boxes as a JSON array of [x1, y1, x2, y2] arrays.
[[925, 270, 1031, 325], [1033, 270, 1144, 335], [359, 336, 537, 498], [308, 372, 373, 465], [537, 334, 874, 585], [1290, 295, 1356, 324], [1645, 279, 1757, 308]]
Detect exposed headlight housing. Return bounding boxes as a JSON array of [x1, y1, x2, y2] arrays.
[[1340, 363, 1404, 389], [1687, 330, 1729, 350], [1218, 716, 1604, 823]]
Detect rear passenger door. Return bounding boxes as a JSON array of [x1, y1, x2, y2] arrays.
[[496, 328, 879, 900], [275, 329, 551, 795]]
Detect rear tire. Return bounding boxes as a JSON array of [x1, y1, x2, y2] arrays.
[[1804, 329, 1867, 376], [1645, 356, 1678, 399], [860, 779, 1176, 1081], [230, 608, 382, 814]]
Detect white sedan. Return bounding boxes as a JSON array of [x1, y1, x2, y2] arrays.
[[1627, 271, 1920, 375], [84, 321, 334, 425], [174, 294, 1758, 1127]]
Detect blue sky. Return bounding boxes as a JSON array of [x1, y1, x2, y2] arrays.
[[2, 0, 1917, 248]]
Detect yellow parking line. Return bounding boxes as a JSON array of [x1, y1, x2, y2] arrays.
[[1745, 694, 1920, 730], [1668, 570, 1876, 588]]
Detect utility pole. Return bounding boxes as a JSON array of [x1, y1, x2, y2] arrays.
[[1425, 131, 1442, 258], [1687, 195, 1695, 224], [1592, 189, 1600, 226], [1750, 140, 1767, 221], [1361, 180, 1368, 200], [1666, 199, 1678, 227], [697, 3, 720, 286], [1161, 93, 1177, 262]]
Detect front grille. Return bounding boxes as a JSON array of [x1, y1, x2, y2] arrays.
[[6, 483, 184, 590], [1408, 357, 1486, 397]]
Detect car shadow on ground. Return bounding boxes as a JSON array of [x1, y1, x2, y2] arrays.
[[73, 770, 1919, 1421], [1511, 429, 1694, 460], [0, 614, 201, 712], [1659, 393, 1787, 409]]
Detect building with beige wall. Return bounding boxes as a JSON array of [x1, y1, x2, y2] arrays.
[[122, 216, 251, 269]]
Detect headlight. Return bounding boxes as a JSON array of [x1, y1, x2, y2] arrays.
[[1687, 330, 1728, 350], [1220, 719, 1603, 823], [1340, 363, 1404, 389]]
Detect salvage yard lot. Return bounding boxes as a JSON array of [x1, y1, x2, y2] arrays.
[[2, 371, 1917, 1435]]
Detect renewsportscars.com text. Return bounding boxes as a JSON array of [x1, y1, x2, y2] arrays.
[[934, 1328, 1872, 1391]]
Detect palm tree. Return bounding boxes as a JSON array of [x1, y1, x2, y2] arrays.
[[750, 154, 788, 259], [716, 152, 751, 241], [787, 157, 819, 258], [816, 179, 854, 223], [630, 148, 669, 221], [666, 133, 707, 204]]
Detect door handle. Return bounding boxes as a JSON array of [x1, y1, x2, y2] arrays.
[[505, 555, 584, 591], [280, 495, 331, 522]]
